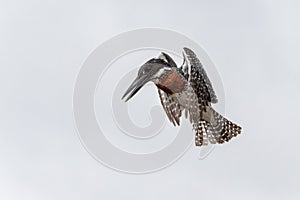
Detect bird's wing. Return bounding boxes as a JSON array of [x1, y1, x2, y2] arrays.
[[182, 47, 218, 107], [157, 86, 201, 127], [158, 89, 182, 126]]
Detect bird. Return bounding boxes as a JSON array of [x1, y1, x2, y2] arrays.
[[122, 47, 241, 146]]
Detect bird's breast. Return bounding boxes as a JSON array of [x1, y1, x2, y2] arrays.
[[156, 71, 186, 95]]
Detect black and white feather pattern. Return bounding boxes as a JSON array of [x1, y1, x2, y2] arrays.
[[193, 108, 242, 146], [182, 48, 241, 146], [158, 86, 200, 126], [182, 47, 218, 107], [158, 89, 182, 126], [158, 48, 241, 146]]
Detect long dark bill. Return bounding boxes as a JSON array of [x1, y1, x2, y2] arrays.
[[121, 75, 150, 102]]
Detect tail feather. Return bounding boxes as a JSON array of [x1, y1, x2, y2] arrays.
[[194, 121, 209, 146], [194, 109, 242, 146]]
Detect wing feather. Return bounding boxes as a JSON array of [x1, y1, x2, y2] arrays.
[[157, 86, 200, 127], [182, 47, 218, 105], [158, 89, 182, 126]]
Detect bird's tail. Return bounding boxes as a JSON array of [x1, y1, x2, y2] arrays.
[[194, 108, 242, 146]]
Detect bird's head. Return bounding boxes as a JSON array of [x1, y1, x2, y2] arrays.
[[122, 52, 176, 102]]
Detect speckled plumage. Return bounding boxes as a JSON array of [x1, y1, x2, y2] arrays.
[[122, 47, 242, 147], [156, 48, 241, 146]]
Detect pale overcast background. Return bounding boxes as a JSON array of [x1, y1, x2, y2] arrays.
[[1, 0, 300, 200]]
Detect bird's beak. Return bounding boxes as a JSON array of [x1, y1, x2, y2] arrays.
[[121, 74, 151, 102]]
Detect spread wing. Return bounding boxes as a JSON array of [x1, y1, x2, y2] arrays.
[[181, 47, 218, 110], [181, 47, 221, 146]]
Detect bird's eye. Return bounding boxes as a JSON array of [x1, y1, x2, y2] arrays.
[[138, 69, 145, 76], [138, 65, 152, 76]]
